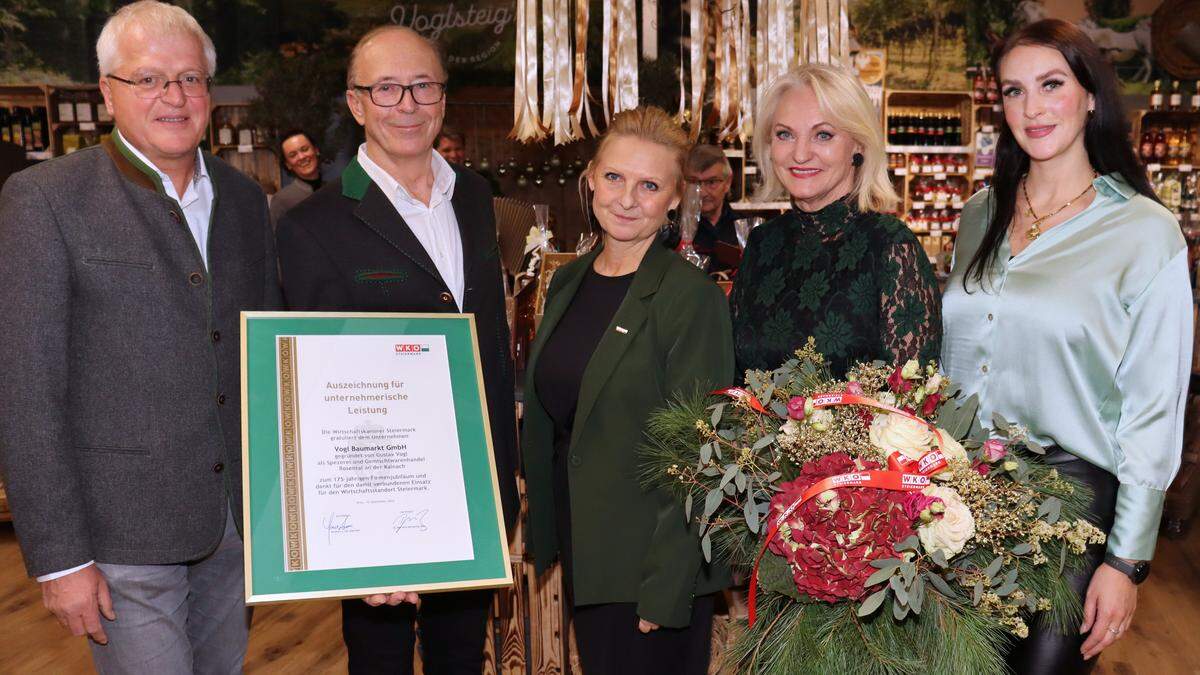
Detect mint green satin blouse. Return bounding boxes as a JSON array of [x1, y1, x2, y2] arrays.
[[942, 173, 1191, 560]]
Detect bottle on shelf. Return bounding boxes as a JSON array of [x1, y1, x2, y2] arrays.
[[217, 116, 234, 146], [1154, 126, 1168, 162], [1150, 79, 1164, 111], [0, 108, 10, 145], [1191, 82, 1200, 112], [1140, 124, 1155, 161], [56, 90, 76, 123], [973, 66, 986, 104], [985, 68, 999, 104], [31, 107, 47, 151], [236, 119, 253, 147], [1169, 81, 1183, 111], [74, 95, 94, 125]]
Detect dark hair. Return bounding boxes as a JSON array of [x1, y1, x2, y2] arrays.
[[963, 18, 1157, 289], [436, 125, 465, 146], [277, 128, 314, 156]]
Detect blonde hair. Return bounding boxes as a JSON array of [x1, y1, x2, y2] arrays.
[[96, 1, 216, 76], [752, 64, 898, 212], [589, 106, 691, 193], [347, 25, 448, 88]]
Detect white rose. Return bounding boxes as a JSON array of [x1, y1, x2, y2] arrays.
[[931, 430, 968, 480], [869, 413, 935, 461], [901, 359, 921, 380], [808, 409, 834, 431], [779, 420, 801, 437], [926, 373, 944, 392], [876, 392, 898, 407], [918, 485, 976, 557]]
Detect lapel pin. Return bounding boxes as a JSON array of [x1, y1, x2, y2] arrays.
[[615, 326, 629, 334]]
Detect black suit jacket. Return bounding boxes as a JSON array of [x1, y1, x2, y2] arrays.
[[276, 157, 518, 531]]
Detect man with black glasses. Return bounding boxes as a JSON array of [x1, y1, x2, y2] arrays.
[[0, 1, 278, 671], [275, 25, 518, 675]]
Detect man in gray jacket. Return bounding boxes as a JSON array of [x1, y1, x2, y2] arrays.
[[0, 2, 279, 672]]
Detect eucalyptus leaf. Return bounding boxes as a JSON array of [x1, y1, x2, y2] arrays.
[[931, 549, 948, 568], [703, 489, 723, 519], [865, 565, 898, 587], [1037, 496, 1062, 525], [719, 464, 739, 490], [890, 576, 909, 606], [734, 471, 747, 492], [857, 587, 888, 617], [995, 582, 1018, 596], [766, 471, 782, 482], [1024, 438, 1046, 455], [723, 482, 737, 495], [925, 571, 957, 598], [684, 492, 693, 521], [700, 442, 713, 465], [1058, 541, 1068, 575], [710, 403, 726, 428], [701, 532, 712, 562], [901, 562, 917, 587], [910, 575, 926, 614], [869, 558, 904, 570], [1003, 568, 1018, 586], [1011, 542, 1033, 556], [973, 580, 984, 606], [744, 495, 760, 533], [752, 434, 776, 451], [717, 429, 736, 441], [761, 382, 775, 405], [893, 599, 910, 621], [1026, 596, 1039, 612], [770, 401, 790, 418], [984, 555, 1004, 579], [992, 411, 1013, 432], [895, 535, 921, 553], [701, 465, 721, 477]]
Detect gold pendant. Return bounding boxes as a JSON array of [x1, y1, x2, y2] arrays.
[[1026, 223, 1041, 241]]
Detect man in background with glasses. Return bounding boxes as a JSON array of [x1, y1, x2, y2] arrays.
[[685, 144, 740, 273], [276, 25, 518, 675], [0, 2, 278, 672]]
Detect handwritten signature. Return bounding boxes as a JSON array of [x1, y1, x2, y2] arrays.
[[322, 513, 359, 544], [392, 509, 430, 533]]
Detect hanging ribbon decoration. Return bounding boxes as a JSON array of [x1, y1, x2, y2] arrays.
[[736, 0, 753, 142], [687, 0, 705, 140], [510, 0, 544, 142], [551, 0, 573, 144], [798, 0, 851, 66], [569, 0, 598, 138], [615, 0, 639, 115]]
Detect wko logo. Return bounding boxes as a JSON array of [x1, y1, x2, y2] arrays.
[[394, 343, 430, 354]]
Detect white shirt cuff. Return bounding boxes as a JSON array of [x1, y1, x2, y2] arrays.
[[36, 560, 94, 582]]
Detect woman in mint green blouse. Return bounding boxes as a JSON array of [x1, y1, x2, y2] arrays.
[[943, 20, 1190, 673]]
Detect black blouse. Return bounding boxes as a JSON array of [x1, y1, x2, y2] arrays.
[[730, 198, 942, 378]]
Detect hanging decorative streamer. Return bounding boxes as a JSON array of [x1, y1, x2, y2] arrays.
[[614, 0, 639, 115], [687, 0, 705, 140], [798, 0, 851, 66], [642, 0, 658, 62], [551, 0, 573, 144], [570, 0, 599, 138], [601, 0, 614, 124], [737, 0, 753, 141], [511, 0, 544, 142]]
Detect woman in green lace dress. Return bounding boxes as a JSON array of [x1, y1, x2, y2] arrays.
[[732, 65, 942, 378]]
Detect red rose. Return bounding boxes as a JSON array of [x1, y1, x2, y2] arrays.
[[787, 396, 809, 421], [846, 382, 864, 396], [888, 366, 912, 393], [921, 392, 942, 417]]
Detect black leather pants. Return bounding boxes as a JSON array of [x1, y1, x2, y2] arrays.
[[1005, 446, 1119, 675]]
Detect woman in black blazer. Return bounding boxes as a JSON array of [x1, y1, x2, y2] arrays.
[[521, 106, 734, 674]]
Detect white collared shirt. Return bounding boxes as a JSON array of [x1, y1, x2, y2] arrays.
[[356, 145, 464, 309], [116, 129, 214, 270]]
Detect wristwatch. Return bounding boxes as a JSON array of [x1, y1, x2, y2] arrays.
[[1103, 552, 1151, 584]]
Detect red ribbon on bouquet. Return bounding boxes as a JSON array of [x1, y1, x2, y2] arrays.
[[746, 469, 931, 626]]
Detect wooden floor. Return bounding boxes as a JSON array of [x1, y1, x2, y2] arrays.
[[0, 522, 1197, 674]]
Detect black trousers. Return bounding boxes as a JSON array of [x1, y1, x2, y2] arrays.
[[1005, 447, 1118, 675], [572, 595, 716, 675], [340, 590, 493, 675]]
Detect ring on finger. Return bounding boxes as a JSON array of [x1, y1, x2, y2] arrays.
[[1107, 627, 1121, 635]]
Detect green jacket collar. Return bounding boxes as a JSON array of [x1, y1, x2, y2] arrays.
[[106, 130, 217, 200], [341, 157, 372, 200]]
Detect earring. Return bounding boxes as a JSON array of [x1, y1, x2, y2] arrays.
[[851, 152, 864, 167], [663, 208, 678, 231]]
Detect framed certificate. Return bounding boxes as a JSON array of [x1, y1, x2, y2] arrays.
[[240, 312, 512, 603]]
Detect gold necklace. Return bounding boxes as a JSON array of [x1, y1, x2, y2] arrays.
[[1021, 174, 1096, 241]]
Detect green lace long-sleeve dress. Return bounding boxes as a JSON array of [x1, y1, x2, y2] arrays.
[[730, 198, 943, 379]]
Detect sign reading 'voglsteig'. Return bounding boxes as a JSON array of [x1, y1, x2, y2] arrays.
[[389, 2, 515, 66]]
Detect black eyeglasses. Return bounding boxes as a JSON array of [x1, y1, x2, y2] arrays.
[[107, 73, 211, 99], [351, 81, 446, 107]]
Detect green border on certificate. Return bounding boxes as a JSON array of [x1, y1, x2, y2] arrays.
[[240, 312, 512, 604]]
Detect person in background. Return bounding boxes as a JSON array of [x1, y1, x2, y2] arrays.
[[0, 2, 279, 672], [685, 144, 739, 263], [435, 125, 466, 165], [275, 25, 518, 675], [942, 19, 1190, 673], [269, 128, 323, 225], [731, 63, 942, 379], [522, 106, 733, 675]]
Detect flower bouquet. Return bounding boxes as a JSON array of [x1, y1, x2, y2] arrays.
[[641, 339, 1105, 674]]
